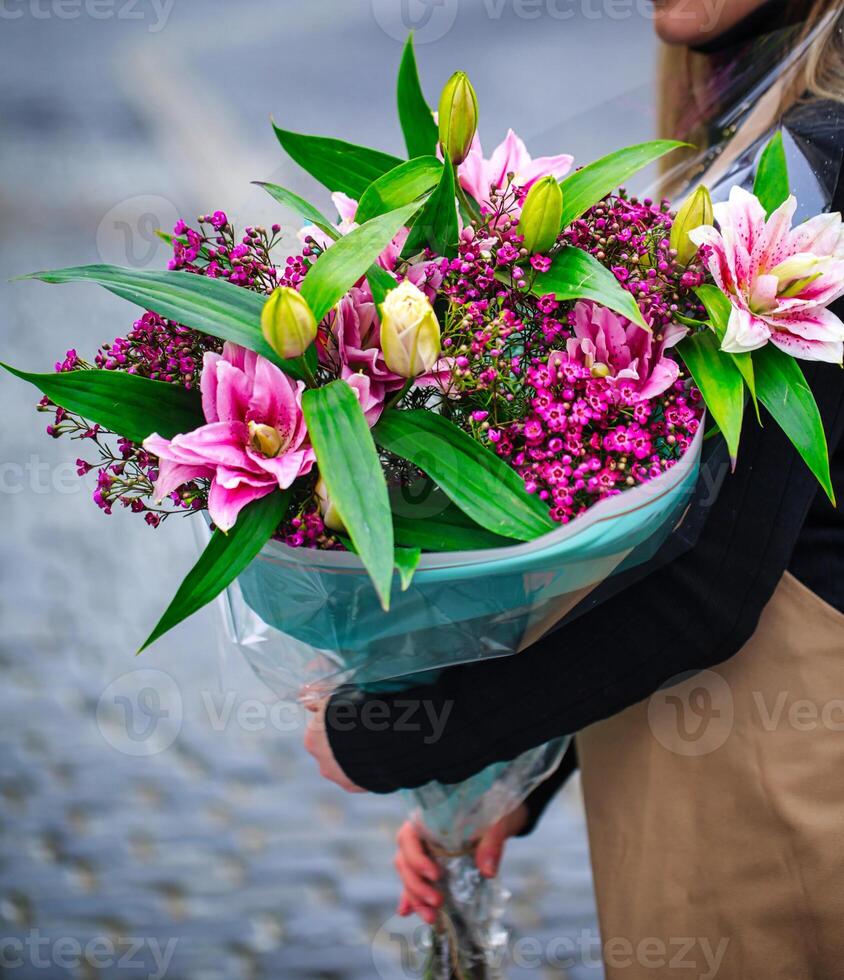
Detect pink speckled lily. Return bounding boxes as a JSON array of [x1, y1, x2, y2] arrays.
[[689, 186, 844, 363], [457, 129, 573, 208], [561, 301, 686, 402], [144, 343, 315, 531]]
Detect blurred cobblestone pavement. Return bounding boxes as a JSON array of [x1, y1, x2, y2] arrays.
[[0, 3, 658, 976]]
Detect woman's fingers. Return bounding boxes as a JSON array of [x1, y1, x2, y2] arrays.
[[397, 822, 440, 881], [394, 853, 443, 910], [475, 825, 507, 878], [475, 804, 529, 878]]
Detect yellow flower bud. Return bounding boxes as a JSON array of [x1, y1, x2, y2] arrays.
[[261, 287, 317, 360], [380, 280, 441, 378], [438, 71, 478, 166], [516, 176, 563, 254], [315, 476, 345, 533], [670, 185, 714, 266]]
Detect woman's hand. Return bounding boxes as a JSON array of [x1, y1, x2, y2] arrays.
[[303, 699, 366, 793], [394, 805, 529, 925]]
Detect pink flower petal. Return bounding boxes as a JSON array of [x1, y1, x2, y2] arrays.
[[720, 306, 771, 354], [150, 459, 211, 502], [768, 331, 844, 364], [207, 478, 276, 532]]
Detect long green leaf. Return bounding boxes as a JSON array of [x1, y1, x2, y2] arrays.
[[392, 511, 512, 552], [272, 123, 403, 198], [753, 131, 789, 218], [303, 381, 394, 608], [2, 363, 203, 442], [139, 491, 291, 652], [356, 157, 442, 224], [695, 283, 759, 419], [531, 246, 647, 328], [374, 410, 555, 541], [678, 329, 745, 464], [19, 266, 306, 379], [397, 34, 439, 159], [753, 344, 834, 503], [403, 158, 459, 259], [254, 181, 339, 240], [559, 140, 687, 228], [300, 202, 420, 323]]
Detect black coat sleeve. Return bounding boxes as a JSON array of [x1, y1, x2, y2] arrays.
[[326, 359, 844, 795]]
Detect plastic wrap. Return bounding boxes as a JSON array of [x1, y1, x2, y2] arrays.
[[225, 420, 703, 701]]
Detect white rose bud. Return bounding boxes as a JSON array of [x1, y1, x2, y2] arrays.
[[380, 280, 441, 378]]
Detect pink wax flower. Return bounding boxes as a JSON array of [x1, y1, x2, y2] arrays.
[[457, 129, 573, 207], [560, 301, 686, 402], [689, 186, 844, 363], [143, 343, 315, 531]]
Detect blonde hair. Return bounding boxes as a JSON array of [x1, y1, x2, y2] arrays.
[[658, 1, 844, 156]]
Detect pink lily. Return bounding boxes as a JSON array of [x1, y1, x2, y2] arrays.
[[143, 343, 315, 531], [562, 301, 686, 401], [298, 192, 358, 249], [689, 186, 844, 363], [457, 129, 573, 208]]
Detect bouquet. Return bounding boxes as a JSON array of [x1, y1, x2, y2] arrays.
[[5, 34, 841, 979]]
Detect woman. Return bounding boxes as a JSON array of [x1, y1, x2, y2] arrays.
[[305, 2, 844, 975]]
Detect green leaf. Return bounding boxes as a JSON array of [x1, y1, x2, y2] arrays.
[[397, 33, 439, 158], [392, 509, 512, 552], [559, 140, 687, 228], [394, 546, 422, 591], [403, 158, 459, 259], [753, 131, 789, 218], [679, 329, 745, 464], [254, 181, 339, 240], [272, 123, 403, 198], [302, 380, 394, 608], [139, 491, 291, 653], [300, 202, 420, 323], [753, 344, 834, 503], [374, 410, 555, 541], [695, 283, 759, 420], [20, 266, 307, 379], [2, 363, 203, 442], [366, 263, 396, 310], [356, 157, 443, 224], [531, 246, 647, 328]]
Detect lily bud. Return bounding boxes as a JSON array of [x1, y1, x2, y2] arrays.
[[380, 280, 441, 378], [670, 185, 713, 266], [315, 476, 345, 533], [261, 286, 317, 359], [438, 71, 478, 166], [516, 176, 563, 255]]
